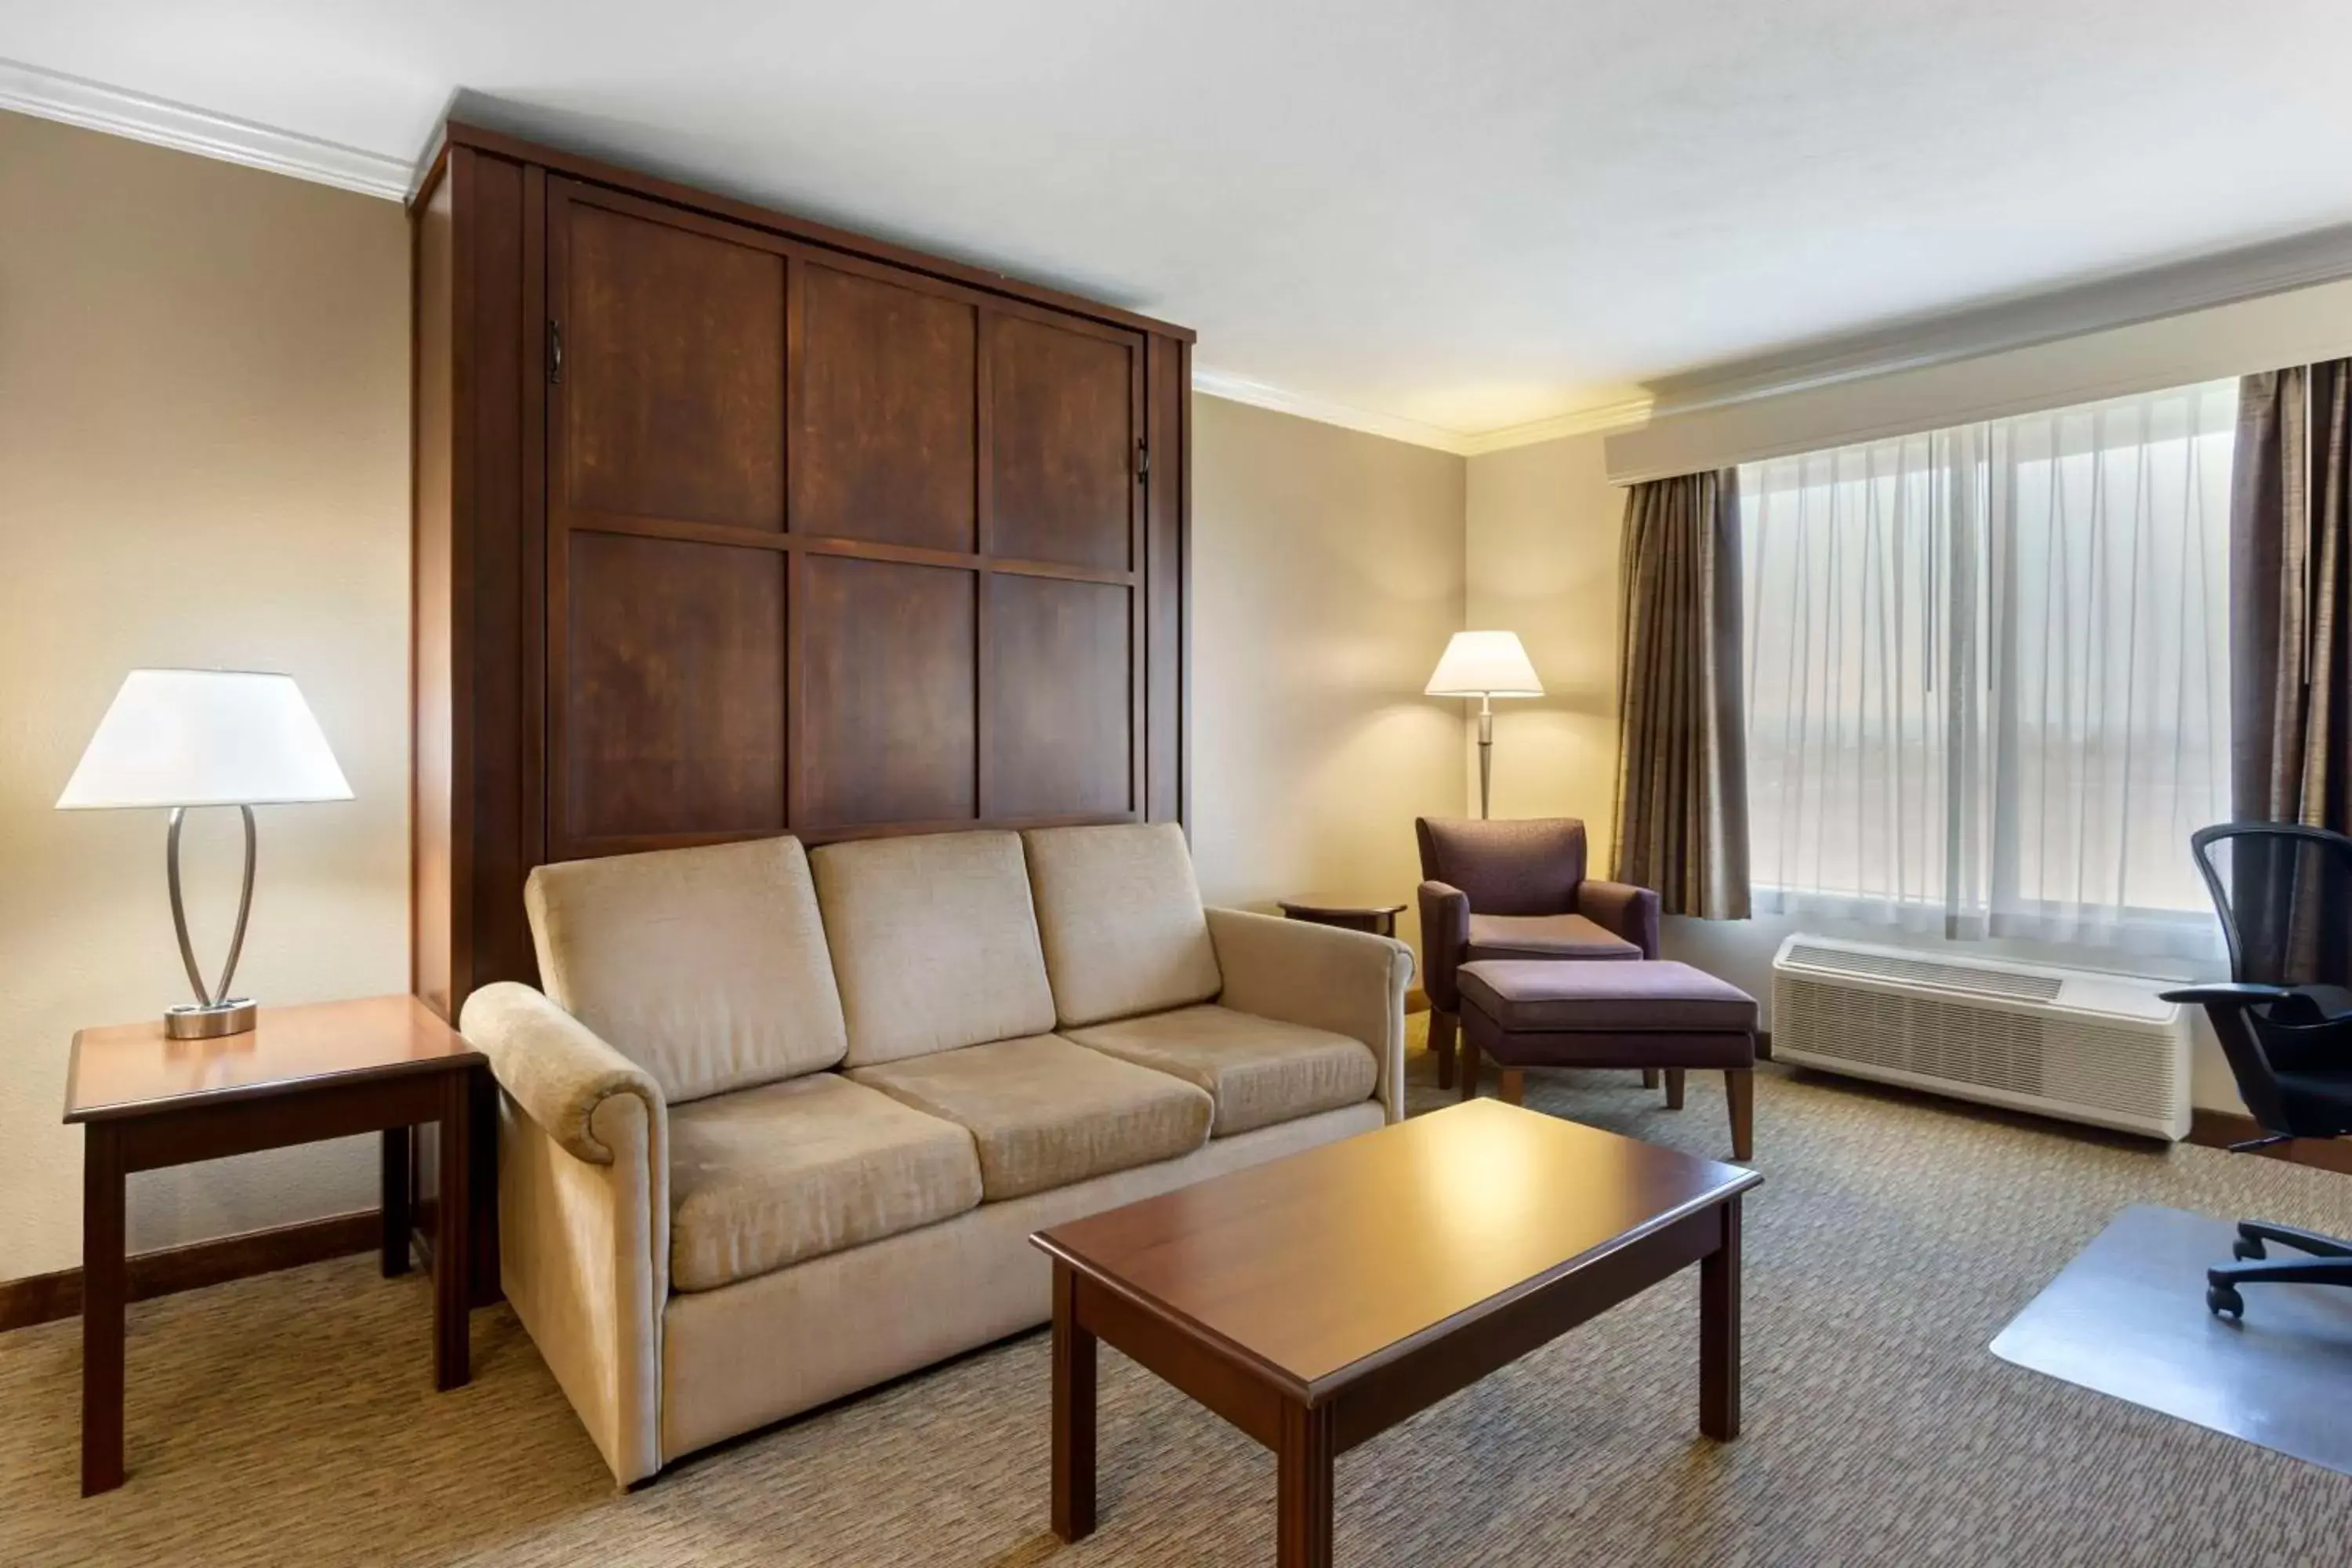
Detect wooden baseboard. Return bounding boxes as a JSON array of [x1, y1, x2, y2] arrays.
[[0, 1210, 383, 1334], [2187, 1109, 2352, 1176]]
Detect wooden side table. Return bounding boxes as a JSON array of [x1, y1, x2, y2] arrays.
[[64, 994, 486, 1495], [1277, 896, 1406, 938]]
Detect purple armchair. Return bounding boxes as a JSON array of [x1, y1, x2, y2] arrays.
[[1415, 816, 1661, 1089]]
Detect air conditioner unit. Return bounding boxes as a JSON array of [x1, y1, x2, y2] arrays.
[[1769, 935, 2192, 1141]]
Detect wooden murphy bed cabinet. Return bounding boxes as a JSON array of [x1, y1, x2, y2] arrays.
[[411, 124, 1194, 1021]]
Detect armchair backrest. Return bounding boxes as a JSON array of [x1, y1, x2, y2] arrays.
[[1414, 817, 1587, 916]]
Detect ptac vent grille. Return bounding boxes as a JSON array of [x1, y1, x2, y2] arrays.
[[1773, 976, 2178, 1123]]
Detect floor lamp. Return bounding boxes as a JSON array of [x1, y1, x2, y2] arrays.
[[1426, 631, 1544, 819]]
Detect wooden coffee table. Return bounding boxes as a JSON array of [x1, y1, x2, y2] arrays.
[[1032, 1098, 1759, 1565]]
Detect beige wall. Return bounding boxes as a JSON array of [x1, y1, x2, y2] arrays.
[[1189, 394, 1467, 949], [0, 112, 412, 1283], [1461, 430, 1624, 835]]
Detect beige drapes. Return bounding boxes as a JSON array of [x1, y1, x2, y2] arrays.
[[1611, 469, 1750, 918], [2233, 361, 2352, 833]]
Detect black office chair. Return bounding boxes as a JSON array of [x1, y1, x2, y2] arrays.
[[2161, 822, 2352, 1319]]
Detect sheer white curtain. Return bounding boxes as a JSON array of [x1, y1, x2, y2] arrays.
[[1740, 379, 2236, 958]]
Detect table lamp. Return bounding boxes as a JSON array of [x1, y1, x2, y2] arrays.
[[56, 670, 352, 1039], [1425, 630, 1544, 820]]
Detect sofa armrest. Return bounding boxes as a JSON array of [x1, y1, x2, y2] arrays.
[[1577, 878, 1661, 960], [1205, 908, 1414, 1123], [459, 982, 664, 1164], [458, 982, 669, 1486], [1417, 880, 1471, 1011]]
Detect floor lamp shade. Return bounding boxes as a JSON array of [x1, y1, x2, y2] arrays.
[[1425, 631, 1544, 700], [57, 670, 351, 1038], [1425, 632, 1544, 819]]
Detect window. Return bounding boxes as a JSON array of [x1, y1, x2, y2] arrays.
[[1740, 379, 2237, 957]]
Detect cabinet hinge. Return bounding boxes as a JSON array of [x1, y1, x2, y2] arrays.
[[546, 319, 564, 385], [1136, 440, 1150, 481]]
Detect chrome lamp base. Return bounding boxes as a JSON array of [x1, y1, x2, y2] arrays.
[[163, 804, 260, 1039], [165, 1000, 257, 1040]]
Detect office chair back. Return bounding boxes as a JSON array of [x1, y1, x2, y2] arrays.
[[2188, 822, 2352, 1134]]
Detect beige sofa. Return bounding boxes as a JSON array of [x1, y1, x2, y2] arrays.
[[458, 822, 1412, 1485]]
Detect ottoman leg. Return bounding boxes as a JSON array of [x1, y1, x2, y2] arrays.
[[1459, 1034, 1482, 1101], [1642, 1069, 1659, 1090], [1498, 1069, 1525, 1107], [1726, 1069, 1754, 1161], [1664, 1069, 1686, 1110], [1429, 1009, 1458, 1091]]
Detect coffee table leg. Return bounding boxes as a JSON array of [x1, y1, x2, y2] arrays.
[[82, 1122, 127, 1496], [1700, 1193, 1742, 1440], [1051, 1261, 1097, 1541], [434, 1074, 472, 1392], [1277, 1400, 1335, 1568]]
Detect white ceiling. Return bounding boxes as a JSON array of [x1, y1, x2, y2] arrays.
[[8, 1, 2352, 446]]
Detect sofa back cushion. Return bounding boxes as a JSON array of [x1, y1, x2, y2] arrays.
[[1022, 822, 1224, 1027], [524, 836, 848, 1104], [810, 829, 1058, 1067]]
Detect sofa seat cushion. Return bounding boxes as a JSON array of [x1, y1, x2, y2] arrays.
[[850, 1035, 1211, 1200], [1022, 822, 1223, 1027], [668, 1074, 982, 1292], [1063, 1005, 1377, 1137], [1466, 912, 1642, 964]]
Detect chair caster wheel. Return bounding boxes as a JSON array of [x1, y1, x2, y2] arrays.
[[2233, 1236, 2267, 1261], [2207, 1283, 2245, 1320]]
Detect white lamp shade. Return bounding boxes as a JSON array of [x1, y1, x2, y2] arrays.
[[56, 670, 353, 810], [1425, 630, 1544, 698]]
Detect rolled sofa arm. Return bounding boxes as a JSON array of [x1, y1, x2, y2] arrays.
[[1417, 880, 1470, 1011], [1205, 908, 1415, 1123], [459, 982, 663, 1164], [1577, 878, 1661, 960], [458, 982, 670, 1486]]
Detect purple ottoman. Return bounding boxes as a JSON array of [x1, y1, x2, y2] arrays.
[[1457, 959, 1757, 1160]]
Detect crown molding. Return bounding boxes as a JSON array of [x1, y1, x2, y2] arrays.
[[1645, 222, 2352, 421], [1453, 396, 1654, 454], [0, 57, 412, 201], [1190, 366, 1649, 458], [1189, 366, 1479, 454]]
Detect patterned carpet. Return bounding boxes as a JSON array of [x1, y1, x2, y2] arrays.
[[7, 1020, 2351, 1566]]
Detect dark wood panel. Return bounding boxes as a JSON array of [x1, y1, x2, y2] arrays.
[[990, 314, 1137, 571], [412, 153, 457, 1019], [795, 261, 978, 551], [466, 153, 535, 994], [1145, 335, 1187, 824], [561, 194, 786, 530], [413, 128, 1191, 1025], [561, 531, 786, 845], [796, 554, 978, 826], [985, 574, 1132, 818]]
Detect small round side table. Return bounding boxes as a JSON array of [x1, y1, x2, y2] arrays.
[[1277, 896, 1406, 938]]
